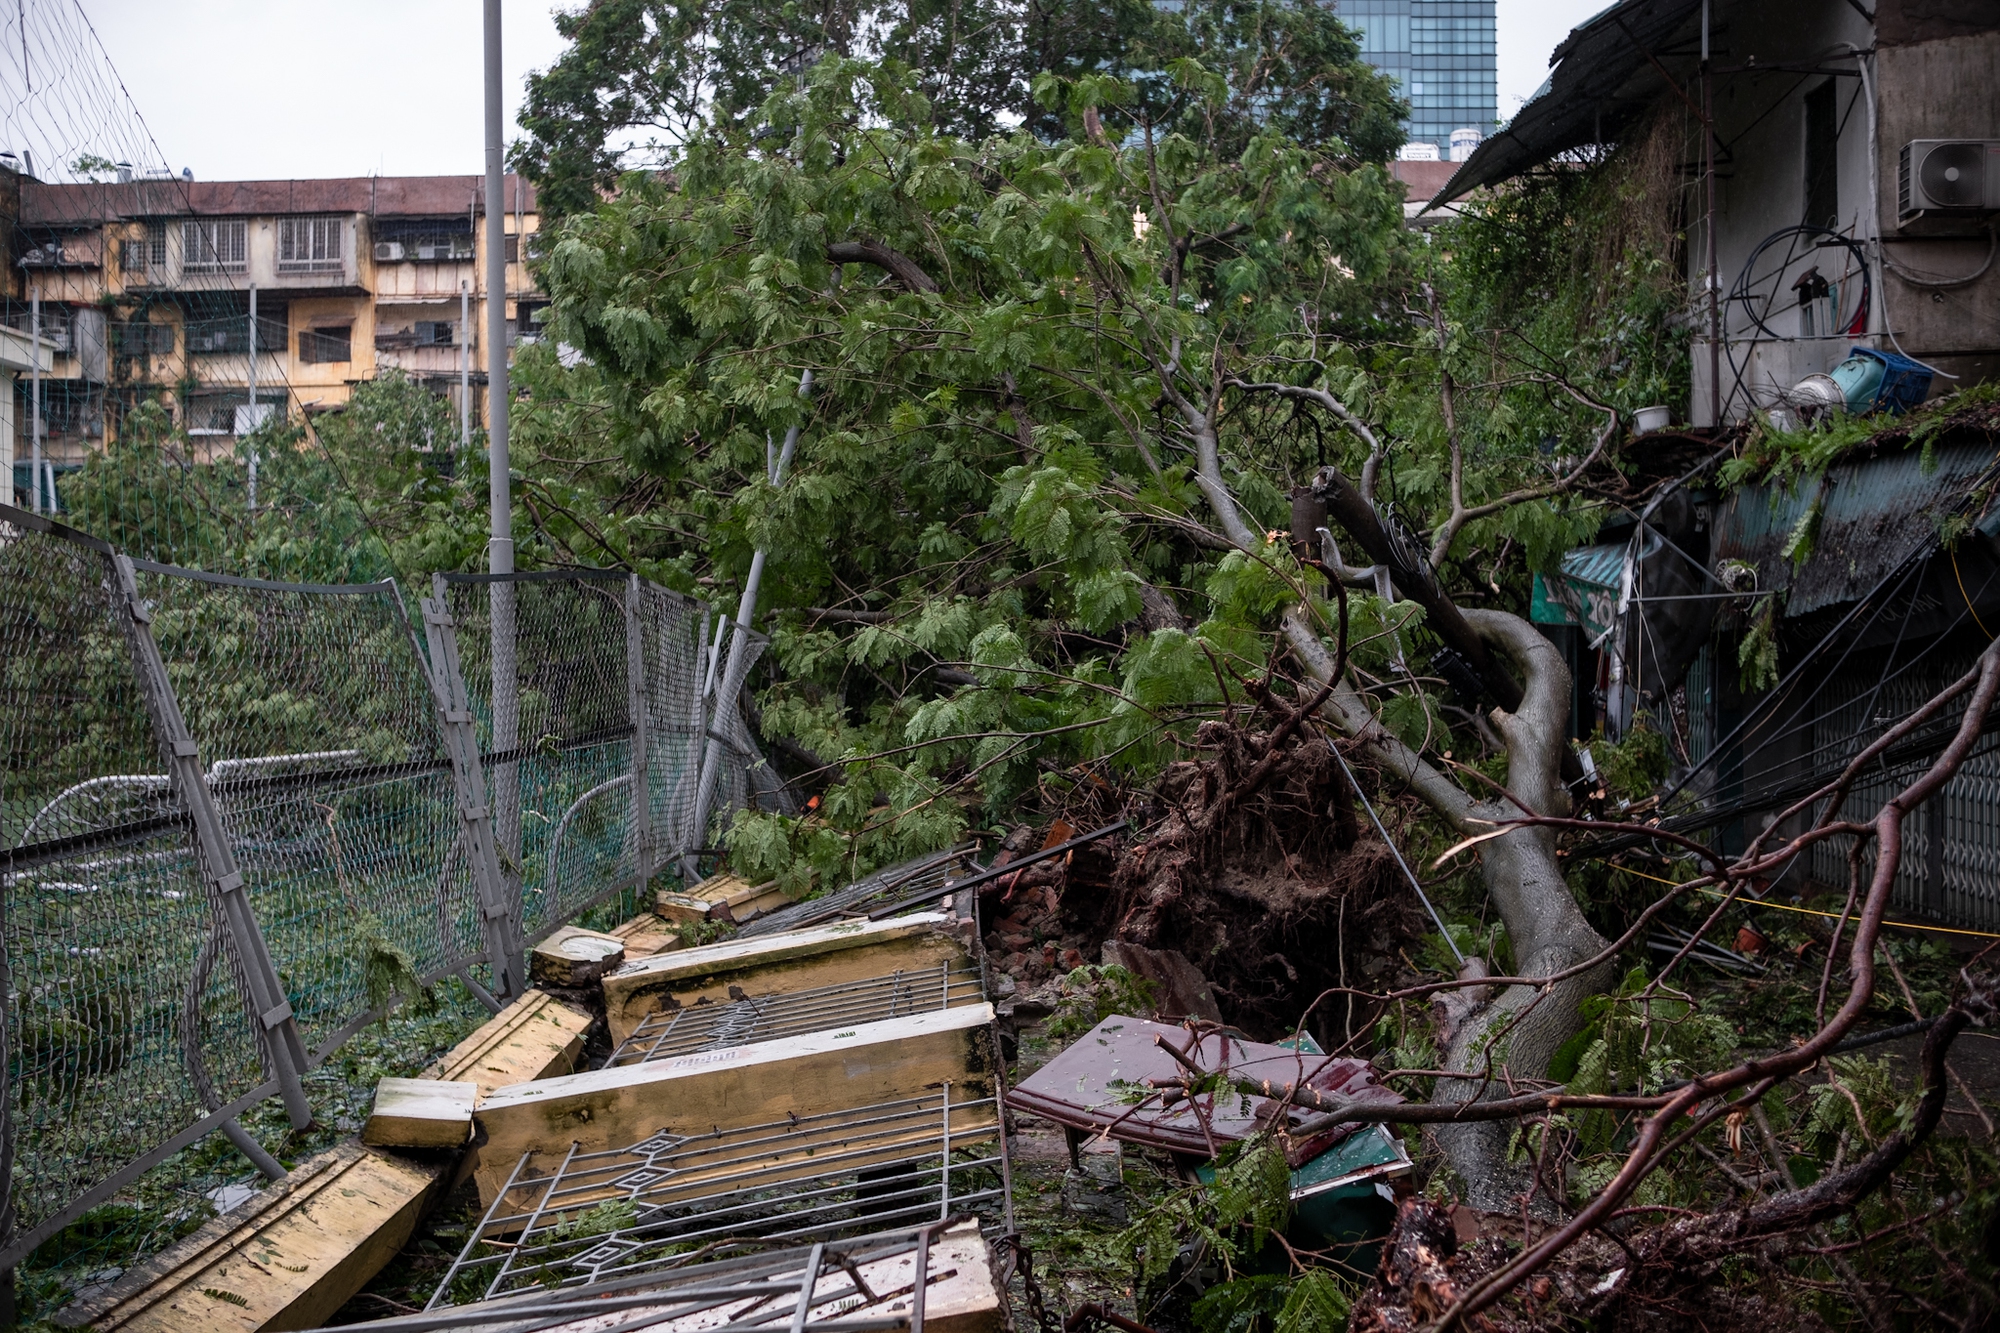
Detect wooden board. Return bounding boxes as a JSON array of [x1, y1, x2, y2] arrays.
[[656, 872, 792, 925], [531, 1222, 1005, 1333], [473, 1003, 998, 1207], [56, 1143, 442, 1333], [529, 924, 627, 987], [608, 911, 682, 959], [361, 1078, 478, 1149], [421, 989, 592, 1095], [601, 912, 967, 1045]]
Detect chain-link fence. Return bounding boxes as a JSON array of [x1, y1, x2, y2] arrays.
[[0, 506, 792, 1279]]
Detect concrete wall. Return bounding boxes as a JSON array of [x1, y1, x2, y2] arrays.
[[1688, 1, 2000, 424]]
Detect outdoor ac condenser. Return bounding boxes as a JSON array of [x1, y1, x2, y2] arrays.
[[1898, 140, 2000, 223], [373, 240, 406, 262]]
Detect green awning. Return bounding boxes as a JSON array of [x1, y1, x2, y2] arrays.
[[1531, 542, 1626, 639]]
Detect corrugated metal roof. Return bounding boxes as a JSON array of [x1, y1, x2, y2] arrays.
[[1712, 440, 1998, 615], [1430, 0, 1701, 208]]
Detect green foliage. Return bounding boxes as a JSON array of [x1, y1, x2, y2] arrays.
[[357, 913, 435, 1020], [1124, 1139, 1293, 1287], [1738, 596, 1781, 694], [1561, 964, 1736, 1162], [1590, 719, 1669, 801], [1046, 964, 1159, 1040]]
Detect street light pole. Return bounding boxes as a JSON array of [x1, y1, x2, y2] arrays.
[[484, 0, 522, 989]]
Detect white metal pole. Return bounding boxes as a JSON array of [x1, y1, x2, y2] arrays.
[[682, 368, 813, 876], [484, 0, 522, 987], [460, 279, 471, 454], [29, 285, 41, 513], [246, 283, 258, 511]]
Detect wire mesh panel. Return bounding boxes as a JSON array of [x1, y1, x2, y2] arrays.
[[127, 561, 479, 1055], [0, 515, 269, 1265], [607, 961, 987, 1067], [430, 1092, 1008, 1310], [444, 572, 640, 943], [636, 583, 711, 863]]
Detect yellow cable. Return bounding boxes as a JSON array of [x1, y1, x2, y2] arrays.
[[1952, 546, 1994, 641], [1610, 861, 2000, 941]]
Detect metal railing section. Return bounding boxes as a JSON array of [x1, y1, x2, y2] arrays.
[[428, 1091, 1009, 1309], [606, 961, 988, 1067]]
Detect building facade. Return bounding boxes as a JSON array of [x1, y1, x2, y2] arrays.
[[1337, 0, 1497, 153], [1, 169, 543, 501]]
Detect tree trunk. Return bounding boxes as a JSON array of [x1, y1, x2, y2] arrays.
[[1431, 610, 1611, 1210]]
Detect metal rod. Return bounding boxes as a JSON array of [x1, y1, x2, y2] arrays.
[[110, 554, 313, 1126], [1325, 740, 1462, 963], [866, 820, 1129, 918], [460, 279, 471, 453], [29, 283, 41, 513], [246, 282, 258, 511], [1703, 0, 1720, 429], [788, 1243, 825, 1333]]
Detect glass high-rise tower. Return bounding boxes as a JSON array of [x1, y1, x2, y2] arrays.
[[1337, 0, 1496, 154]]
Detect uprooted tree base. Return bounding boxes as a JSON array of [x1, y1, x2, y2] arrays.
[[983, 710, 1422, 1040]]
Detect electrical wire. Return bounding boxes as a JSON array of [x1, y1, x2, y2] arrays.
[[1612, 861, 2000, 941]]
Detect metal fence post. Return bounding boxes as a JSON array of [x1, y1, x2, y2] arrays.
[[109, 554, 313, 1130], [420, 592, 526, 998], [624, 575, 654, 894]]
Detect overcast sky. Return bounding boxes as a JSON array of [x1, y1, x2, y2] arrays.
[[68, 0, 1604, 183]]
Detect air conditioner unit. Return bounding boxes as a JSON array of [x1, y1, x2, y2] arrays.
[[374, 240, 406, 262], [1898, 140, 2000, 223]]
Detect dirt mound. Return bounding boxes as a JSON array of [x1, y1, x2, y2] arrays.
[[983, 716, 1422, 1041]]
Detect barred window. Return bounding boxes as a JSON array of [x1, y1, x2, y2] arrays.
[[182, 219, 247, 272], [279, 216, 345, 272], [298, 325, 351, 363]]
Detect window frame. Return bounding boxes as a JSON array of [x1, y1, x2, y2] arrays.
[[298, 325, 353, 364], [278, 216, 347, 273], [182, 218, 248, 273]]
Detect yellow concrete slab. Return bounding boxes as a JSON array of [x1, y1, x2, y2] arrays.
[[529, 924, 626, 988], [472, 1003, 998, 1207], [601, 912, 969, 1045], [656, 873, 791, 925], [607, 911, 682, 959], [57, 1143, 442, 1332], [421, 989, 592, 1096], [361, 1078, 478, 1149]]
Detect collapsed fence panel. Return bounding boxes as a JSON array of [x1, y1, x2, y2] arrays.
[[0, 511, 795, 1281], [0, 514, 276, 1270], [127, 561, 491, 1056]]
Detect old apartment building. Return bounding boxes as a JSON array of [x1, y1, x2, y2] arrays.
[[0, 166, 543, 499]]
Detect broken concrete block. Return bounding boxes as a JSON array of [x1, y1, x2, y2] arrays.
[[601, 911, 969, 1045], [529, 924, 627, 987], [472, 1002, 998, 1207], [656, 872, 791, 925], [1100, 940, 1224, 1022], [361, 1078, 478, 1149], [421, 989, 592, 1095], [54, 1142, 442, 1332], [608, 910, 682, 958]]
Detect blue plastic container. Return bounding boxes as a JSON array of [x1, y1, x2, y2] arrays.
[[1833, 345, 1933, 415]]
